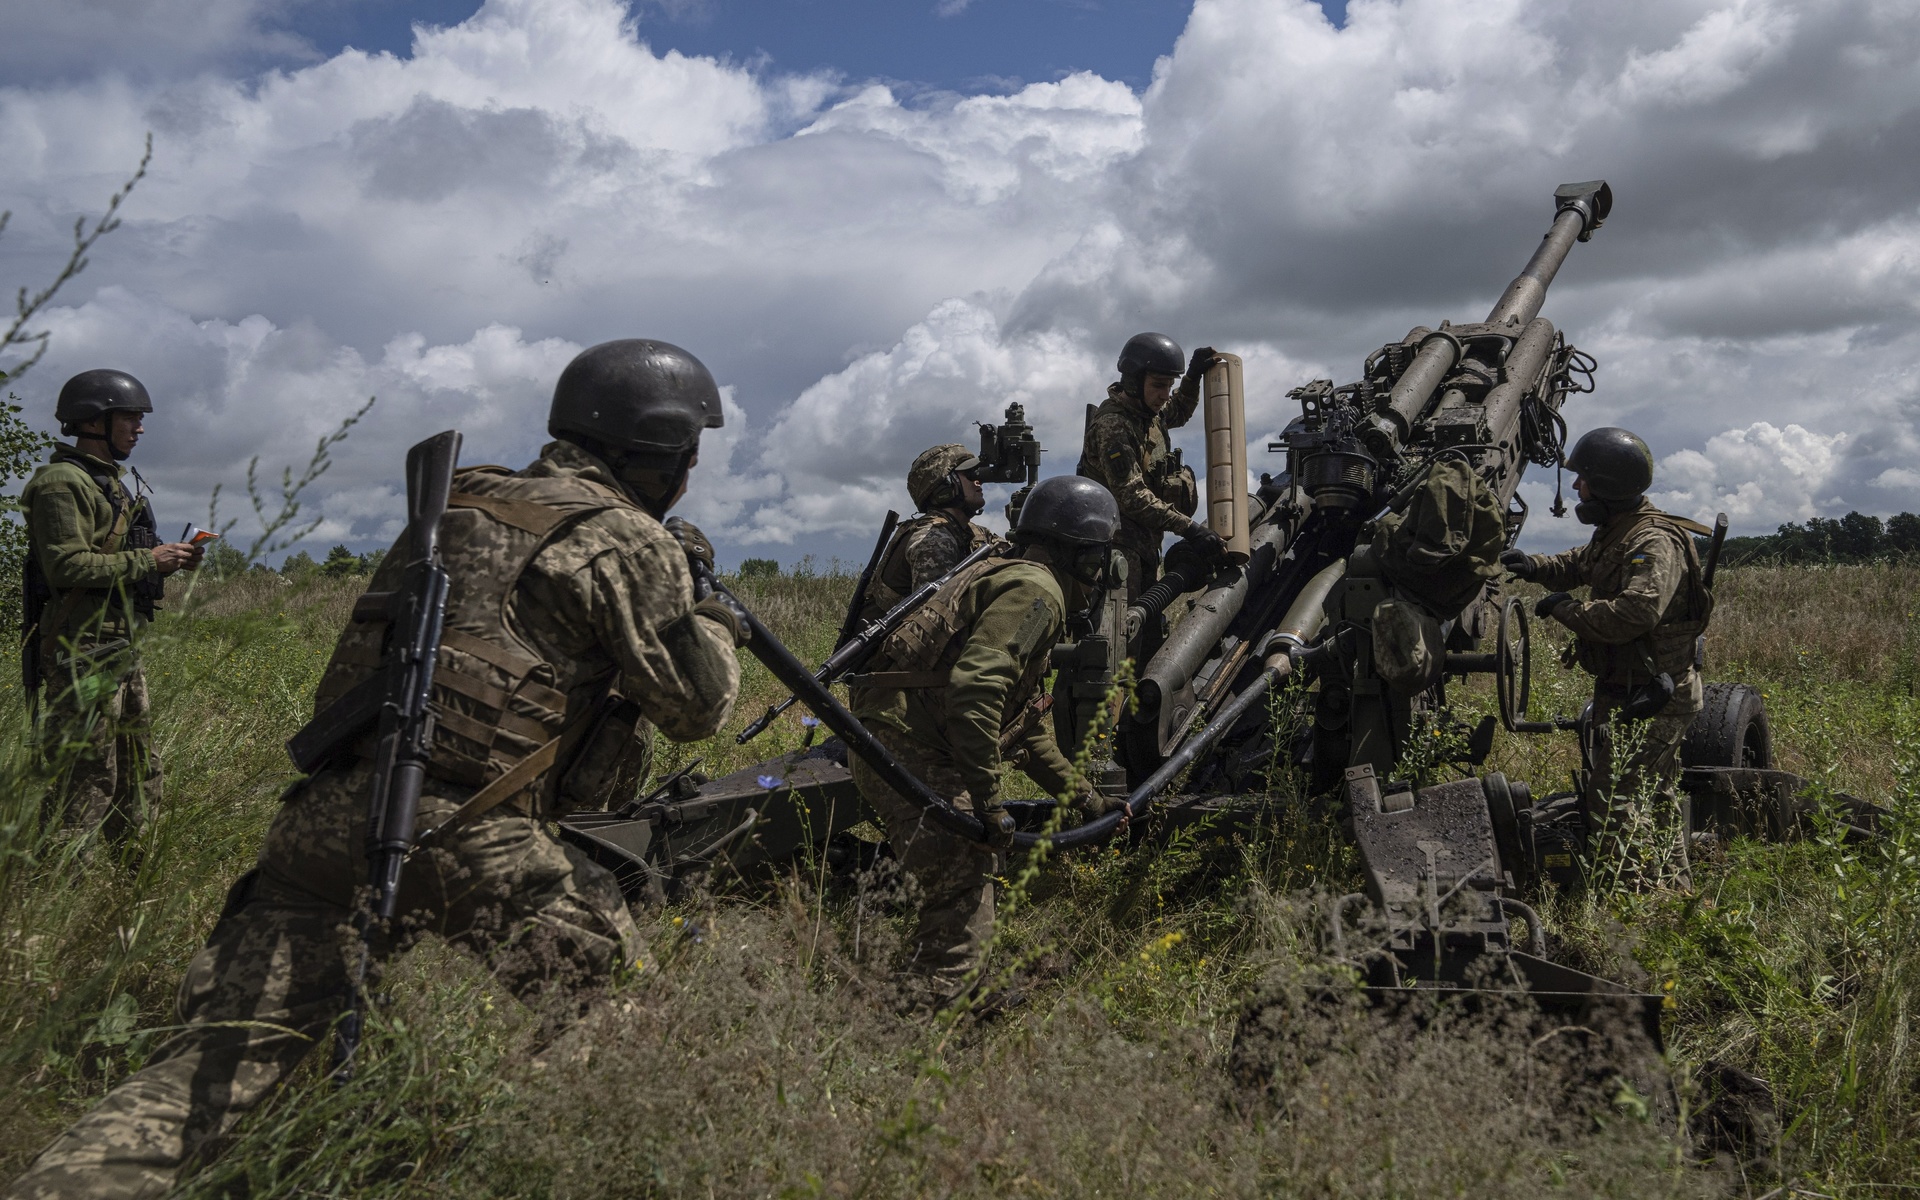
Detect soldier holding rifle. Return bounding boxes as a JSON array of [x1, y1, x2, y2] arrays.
[[1502, 427, 1714, 888], [8, 340, 747, 1200], [847, 475, 1120, 1010]]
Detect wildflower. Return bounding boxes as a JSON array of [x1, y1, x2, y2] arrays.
[[801, 715, 819, 728], [758, 774, 783, 789]]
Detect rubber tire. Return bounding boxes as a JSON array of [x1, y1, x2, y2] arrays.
[[1681, 682, 1773, 770]]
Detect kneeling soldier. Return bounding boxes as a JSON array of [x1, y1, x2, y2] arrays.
[[848, 475, 1119, 1008], [7, 340, 748, 1199], [1502, 427, 1712, 887]]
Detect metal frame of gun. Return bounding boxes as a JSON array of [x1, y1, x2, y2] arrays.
[[734, 538, 1002, 744], [331, 428, 460, 1078]]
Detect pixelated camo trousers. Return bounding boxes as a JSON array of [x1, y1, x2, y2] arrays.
[[6, 760, 638, 1200]]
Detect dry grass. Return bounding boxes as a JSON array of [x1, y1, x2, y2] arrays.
[[4, 561, 1919, 1196]]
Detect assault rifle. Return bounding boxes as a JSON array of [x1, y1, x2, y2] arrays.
[[834, 510, 899, 650], [291, 429, 460, 1076], [734, 538, 1002, 743]]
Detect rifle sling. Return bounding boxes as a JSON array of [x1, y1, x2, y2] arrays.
[[844, 670, 950, 689]]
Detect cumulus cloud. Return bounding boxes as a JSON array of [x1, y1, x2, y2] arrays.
[[1, 0, 1917, 563]]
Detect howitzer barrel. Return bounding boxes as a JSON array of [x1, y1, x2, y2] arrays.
[[1487, 181, 1612, 327], [1365, 182, 1609, 458]]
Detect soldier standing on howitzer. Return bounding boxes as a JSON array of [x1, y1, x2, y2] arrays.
[[1501, 427, 1714, 889], [21, 370, 204, 848], [847, 475, 1121, 1012], [1076, 333, 1227, 604], [7, 340, 750, 1200], [856, 443, 997, 622]]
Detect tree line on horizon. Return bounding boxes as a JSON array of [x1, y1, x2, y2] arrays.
[[1716, 510, 1920, 565]]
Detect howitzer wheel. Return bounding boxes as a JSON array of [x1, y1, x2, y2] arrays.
[[1495, 596, 1533, 732]]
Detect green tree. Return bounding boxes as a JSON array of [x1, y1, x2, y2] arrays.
[[281, 550, 318, 579], [321, 544, 360, 577], [739, 557, 780, 579]]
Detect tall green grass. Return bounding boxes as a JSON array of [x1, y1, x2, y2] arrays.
[[1, 562, 1917, 1195]]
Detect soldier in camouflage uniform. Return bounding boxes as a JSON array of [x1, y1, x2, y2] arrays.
[[1503, 428, 1712, 887], [848, 475, 1119, 1008], [7, 341, 747, 1200], [1076, 333, 1225, 604], [21, 370, 204, 845], [857, 444, 997, 623]]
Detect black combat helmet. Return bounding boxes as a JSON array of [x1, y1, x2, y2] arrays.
[[1013, 475, 1120, 548], [1116, 332, 1184, 380], [55, 369, 153, 436], [549, 339, 723, 467], [1564, 426, 1654, 502]]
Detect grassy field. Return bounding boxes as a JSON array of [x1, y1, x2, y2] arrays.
[[2, 561, 1918, 1196]]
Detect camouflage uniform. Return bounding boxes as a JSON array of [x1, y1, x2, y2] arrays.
[[21, 445, 165, 844], [849, 556, 1077, 1000], [1076, 381, 1201, 602], [1525, 499, 1712, 880], [7, 441, 740, 1200], [859, 510, 996, 622]]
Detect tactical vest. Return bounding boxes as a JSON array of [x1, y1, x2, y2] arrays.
[[856, 556, 1057, 735], [1076, 388, 1196, 552], [310, 465, 631, 801], [1572, 508, 1714, 685], [22, 450, 159, 674], [860, 510, 992, 621]]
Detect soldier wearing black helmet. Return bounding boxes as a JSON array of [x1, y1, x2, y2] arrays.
[[21, 369, 204, 846], [1077, 332, 1226, 604], [9, 340, 746, 1199], [1501, 427, 1713, 888], [848, 474, 1120, 1009], [857, 443, 998, 623]]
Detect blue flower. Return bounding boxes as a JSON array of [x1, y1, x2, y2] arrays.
[[757, 774, 783, 790], [800, 716, 820, 728]]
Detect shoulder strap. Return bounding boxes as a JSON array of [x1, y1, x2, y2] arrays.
[[448, 491, 570, 537]]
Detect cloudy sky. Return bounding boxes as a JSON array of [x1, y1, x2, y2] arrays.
[[1, 0, 1916, 565]]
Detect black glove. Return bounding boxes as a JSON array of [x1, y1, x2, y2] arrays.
[[1535, 592, 1573, 619], [979, 803, 1016, 851], [1181, 520, 1227, 557], [663, 516, 715, 576], [1185, 345, 1222, 381], [692, 592, 752, 647], [1499, 548, 1536, 580]]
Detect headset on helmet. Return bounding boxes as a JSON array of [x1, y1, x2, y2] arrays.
[[908, 443, 983, 513]]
